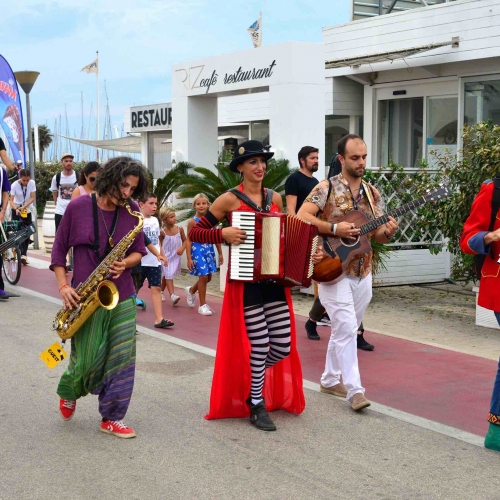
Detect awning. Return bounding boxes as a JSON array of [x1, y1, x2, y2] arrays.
[[59, 135, 142, 154], [325, 38, 459, 69]]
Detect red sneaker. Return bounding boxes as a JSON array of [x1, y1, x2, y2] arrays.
[[59, 399, 77, 420], [100, 420, 136, 439]]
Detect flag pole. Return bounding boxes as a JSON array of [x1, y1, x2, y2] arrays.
[[96, 50, 100, 162]]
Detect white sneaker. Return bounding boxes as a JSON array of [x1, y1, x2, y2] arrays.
[[161, 291, 166, 302], [198, 304, 213, 316], [171, 294, 180, 306], [185, 286, 196, 307], [21, 255, 28, 265]]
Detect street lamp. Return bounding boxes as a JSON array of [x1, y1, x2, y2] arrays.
[[14, 70, 40, 249]]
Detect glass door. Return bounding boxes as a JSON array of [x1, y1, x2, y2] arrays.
[[426, 96, 458, 168], [379, 98, 423, 168]]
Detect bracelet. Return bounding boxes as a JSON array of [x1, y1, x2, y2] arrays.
[[59, 284, 69, 292], [331, 223, 337, 236]]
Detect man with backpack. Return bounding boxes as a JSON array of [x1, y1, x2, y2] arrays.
[[460, 177, 500, 452], [51, 153, 78, 232]]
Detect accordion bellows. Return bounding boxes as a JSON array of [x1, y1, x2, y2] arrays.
[[229, 211, 318, 287]]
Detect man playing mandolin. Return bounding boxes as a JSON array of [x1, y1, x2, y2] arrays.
[[298, 134, 397, 411]]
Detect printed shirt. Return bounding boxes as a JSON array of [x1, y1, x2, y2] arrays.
[[141, 216, 161, 267], [304, 173, 385, 278], [50, 171, 78, 215]]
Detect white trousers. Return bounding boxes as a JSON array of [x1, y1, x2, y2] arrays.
[[319, 273, 373, 401]]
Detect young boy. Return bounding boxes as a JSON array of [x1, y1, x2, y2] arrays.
[[139, 193, 174, 329]]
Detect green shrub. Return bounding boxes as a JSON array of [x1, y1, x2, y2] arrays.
[[410, 120, 500, 283]]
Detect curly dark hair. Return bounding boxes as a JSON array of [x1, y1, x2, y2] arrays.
[[94, 156, 148, 201], [78, 161, 100, 186]]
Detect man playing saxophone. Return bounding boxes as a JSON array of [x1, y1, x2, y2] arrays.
[[50, 157, 148, 439]]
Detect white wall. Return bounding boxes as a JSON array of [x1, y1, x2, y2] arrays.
[[323, 0, 500, 77], [218, 92, 270, 124], [329, 76, 363, 116], [373, 249, 451, 286], [172, 42, 325, 173]]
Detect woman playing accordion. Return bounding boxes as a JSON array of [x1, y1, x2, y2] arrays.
[[189, 140, 322, 431]]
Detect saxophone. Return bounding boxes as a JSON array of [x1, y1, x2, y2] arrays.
[[52, 201, 144, 340]]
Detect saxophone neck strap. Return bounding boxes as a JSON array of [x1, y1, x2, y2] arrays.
[[91, 193, 120, 262]]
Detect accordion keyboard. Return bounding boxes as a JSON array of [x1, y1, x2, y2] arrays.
[[229, 211, 256, 281]]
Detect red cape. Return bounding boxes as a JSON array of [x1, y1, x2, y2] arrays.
[[205, 280, 306, 419]]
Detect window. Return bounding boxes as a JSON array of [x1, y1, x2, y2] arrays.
[[379, 98, 423, 168], [250, 121, 269, 146], [426, 96, 458, 168], [148, 131, 172, 179], [325, 115, 350, 164], [465, 79, 500, 126]]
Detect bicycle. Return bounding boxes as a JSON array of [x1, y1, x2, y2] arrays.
[[1, 220, 27, 286]]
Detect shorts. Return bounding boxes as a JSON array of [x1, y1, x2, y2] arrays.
[[140, 265, 162, 288], [243, 281, 286, 308]]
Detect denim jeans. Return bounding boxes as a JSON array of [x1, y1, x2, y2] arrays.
[[490, 312, 500, 420]]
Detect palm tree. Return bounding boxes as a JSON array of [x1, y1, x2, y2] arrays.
[[31, 125, 52, 161], [174, 158, 296, 221], [153, 162, 190, 208]]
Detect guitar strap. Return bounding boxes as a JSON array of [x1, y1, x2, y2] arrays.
[[362, 180, 377, 217]]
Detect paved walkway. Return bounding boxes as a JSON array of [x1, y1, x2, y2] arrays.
[[10, 250, 497, 437]]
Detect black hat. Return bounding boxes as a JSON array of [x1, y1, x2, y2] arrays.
[[229, 140, 274, 173]]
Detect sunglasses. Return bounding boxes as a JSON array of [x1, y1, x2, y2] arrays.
[[88, 177, 96, 182]]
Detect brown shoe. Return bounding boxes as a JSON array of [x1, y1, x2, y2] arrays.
[[351, 393, 371, 411], [320, 383, 348, 398]]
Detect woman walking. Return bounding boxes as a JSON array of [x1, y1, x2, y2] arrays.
[[189, 140, 321, 431]]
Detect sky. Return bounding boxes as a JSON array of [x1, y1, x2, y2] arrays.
[[0, 0, 350, 160]]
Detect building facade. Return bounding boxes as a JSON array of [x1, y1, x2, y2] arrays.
[[125, 0, 500, 285]]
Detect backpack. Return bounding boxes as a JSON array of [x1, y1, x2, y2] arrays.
[[327, 153, 342, 179], [474, 177, 500, 280]]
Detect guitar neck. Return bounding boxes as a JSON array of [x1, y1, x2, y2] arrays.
[[359, 196, 427, 235]]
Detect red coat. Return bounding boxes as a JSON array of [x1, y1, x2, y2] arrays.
[[460, 180, 500, 312]]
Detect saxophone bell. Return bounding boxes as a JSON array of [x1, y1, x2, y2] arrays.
[[97, 280, 120, 310]]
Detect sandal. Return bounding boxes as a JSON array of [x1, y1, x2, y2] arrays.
[[154, 318, 174, 329]]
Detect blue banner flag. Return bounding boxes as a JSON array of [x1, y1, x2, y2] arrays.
[[0, 54, 25, 167]]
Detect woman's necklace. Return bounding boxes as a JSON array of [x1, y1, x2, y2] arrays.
[[99, 206, 120, 248]]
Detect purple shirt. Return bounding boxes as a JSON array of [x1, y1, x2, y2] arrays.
[[0, 167, 11, 210], [50, 196, 147, 302]]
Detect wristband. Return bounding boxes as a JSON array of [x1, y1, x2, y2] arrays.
[[331, 223, 337, 236], [59, 284, 69, 292]]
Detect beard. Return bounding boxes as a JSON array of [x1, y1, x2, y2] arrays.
[[344, 164, 365, 178], [306, 163, 319, 173]]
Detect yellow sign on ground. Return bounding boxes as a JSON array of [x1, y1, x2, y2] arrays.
[[40, 342, 68, 370]]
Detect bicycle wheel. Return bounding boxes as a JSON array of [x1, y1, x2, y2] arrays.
[[2, 245, 21, 285]]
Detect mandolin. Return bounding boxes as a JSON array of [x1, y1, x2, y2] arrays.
[[312, 184, 451, 284]]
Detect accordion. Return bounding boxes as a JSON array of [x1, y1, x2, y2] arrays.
[[228, 211, 318, 287]]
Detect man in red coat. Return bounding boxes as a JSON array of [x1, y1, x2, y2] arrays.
[[460, 179, 500, 451]]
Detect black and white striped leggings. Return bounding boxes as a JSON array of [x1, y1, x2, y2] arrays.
[[243, 283, 291, 402]]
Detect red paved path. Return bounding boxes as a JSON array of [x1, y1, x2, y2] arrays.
[[16, 252, 498, 437]]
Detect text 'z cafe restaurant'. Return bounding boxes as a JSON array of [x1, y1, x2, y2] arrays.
[[124, 0, 500, 288]]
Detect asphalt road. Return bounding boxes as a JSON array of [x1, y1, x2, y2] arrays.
[[1, 291, 499, 500]]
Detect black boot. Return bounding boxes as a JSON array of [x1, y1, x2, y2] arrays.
[[357, 328, 374, 351], [247, 399, 277, 431], [305, 319, 320, 341]]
